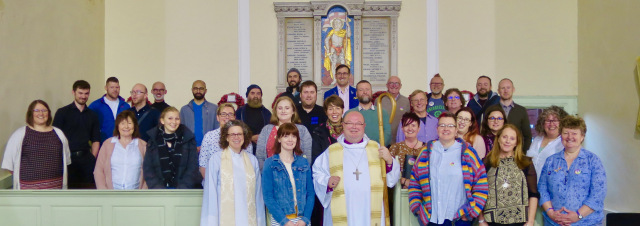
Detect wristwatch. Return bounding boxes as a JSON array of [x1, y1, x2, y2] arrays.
[[577, 210, 583, 219], [478, 219, 485, 223]]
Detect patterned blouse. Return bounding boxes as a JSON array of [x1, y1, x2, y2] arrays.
[[483, 157, 538, 224], [389, 141, 425, 174], [538, 149, 607, 226], [20, 127, 63, 189]]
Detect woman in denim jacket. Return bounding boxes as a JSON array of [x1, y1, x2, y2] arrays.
[[262, 123, 315, 226]]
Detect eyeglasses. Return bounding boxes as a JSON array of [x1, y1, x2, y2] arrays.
[[192, 87, 206, 91], [448, 96, 460, 100], [430, 82, 443, 86], [343, 122, 365, 127], [457, 117, 471, 123], [130, 91, 145, 95], [488, 117, 504, 121], [33, 109, 49, 113], [219, 112, 234, 118], [544, 120, 559, 124], [387, 82, 401, 86], [438, 124, 456, 128], [151, 89, 165, 92], [227, 133, 243, 138], [336, 72, 350, 76], [411, 99, 427, 104]]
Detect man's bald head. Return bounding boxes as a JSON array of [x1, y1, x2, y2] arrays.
[[192, 80, 207, 101], [151, 81, 167, 101], [386, 76, 402, 96], [131, 83, 148, 107]]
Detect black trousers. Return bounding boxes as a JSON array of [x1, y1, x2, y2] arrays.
[[67, 151, 96, 189]]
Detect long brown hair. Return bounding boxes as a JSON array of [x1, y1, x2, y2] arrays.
[[456, 107, 480, 144], [484, 124, 531, 169], [26, 100, 52, 127], [270, 96, 301, 125], [273, 123, 303, 155]]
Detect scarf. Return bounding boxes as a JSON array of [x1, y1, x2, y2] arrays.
[[328, 140, 385, 226], [219, 148, 257, 225], [327, 120, 343, 139], [155, 126, 183, 188]]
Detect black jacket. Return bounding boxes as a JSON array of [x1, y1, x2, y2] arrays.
[[311, 123, 338, 165], [143, 125, 202, 189]]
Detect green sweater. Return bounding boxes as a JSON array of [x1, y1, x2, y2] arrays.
[[346, 106, 391, 145]]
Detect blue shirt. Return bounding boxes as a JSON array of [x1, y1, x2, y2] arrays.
[[193, 102, 204, 146], [538, 149, 607, 225]]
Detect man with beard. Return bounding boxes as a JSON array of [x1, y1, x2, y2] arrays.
[[345, 80, 391, 145], [127, 83, 160, 141], [180, 80, 219, 149], [272, 68, 302, 107], [150, 81, 169, 112], [426, 74, 446, 117], [236, 84, 271, 154], [53, 80, 101, 188], [297, 80, 327, 133], [377, 76, 410, 145], [494, 78, 532, 150], [89, 77, 131, 143], [324, 64, 358, 113], [467, 75, 500, 125]]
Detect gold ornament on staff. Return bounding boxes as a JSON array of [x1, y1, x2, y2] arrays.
[[376, 92, 396, 226]]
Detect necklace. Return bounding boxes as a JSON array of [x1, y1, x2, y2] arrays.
[[406, 140, 422, 149], [348, 150, 367, 180]]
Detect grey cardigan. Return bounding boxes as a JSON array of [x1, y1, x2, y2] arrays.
[[180, 100, 219, 145], [256, 124, 312, 170]]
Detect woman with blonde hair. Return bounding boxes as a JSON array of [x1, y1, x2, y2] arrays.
[[478, 124, 538, 226], [256, 96, 311, 170]]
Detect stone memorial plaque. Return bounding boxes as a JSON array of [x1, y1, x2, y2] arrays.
[[285, 18, 314, 81], [361, 17, 390, 84]]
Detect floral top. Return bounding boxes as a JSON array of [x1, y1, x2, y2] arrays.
[[538, 149, 607, 226], [389, 141, 424, 174]]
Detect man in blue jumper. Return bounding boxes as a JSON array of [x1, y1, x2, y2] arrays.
[[467, 75, 500, 125], [88, 77, 130, 144], [180, 80, 219, 151]]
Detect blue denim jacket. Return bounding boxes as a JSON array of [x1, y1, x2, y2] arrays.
[[262, 154, 315, 225]]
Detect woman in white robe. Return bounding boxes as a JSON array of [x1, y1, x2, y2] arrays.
[[200, 120, 265, 226]]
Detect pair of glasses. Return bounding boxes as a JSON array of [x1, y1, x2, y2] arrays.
[[430, 82, 443, 86], [544, 120, 559, 124], [387, 82, 401, 86], [219, 113, 234, 118], [227, 133, 243, 138], [448, 96, 460, 100], [130, 91, 145, 95], [336, 72, 350, 76], [33, 109, 49, 113], [151, 89, 165, 92], [457, 117, 471, 123], [488, 117, 504, 121], [438, 124, 456, 128], [343, 122, 364, 127], [192, 87, 206, 91], [411, 99, 427, 104]]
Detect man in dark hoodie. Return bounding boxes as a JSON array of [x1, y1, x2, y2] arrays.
[[272, 68, 302, 107], [467, 75, 500, 125]]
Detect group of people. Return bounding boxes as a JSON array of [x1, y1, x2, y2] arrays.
[[1, 64, 606, 225]]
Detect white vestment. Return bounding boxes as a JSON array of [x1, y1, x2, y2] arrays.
[[312, 135, 400, 225], [200, 150, 266, 226]]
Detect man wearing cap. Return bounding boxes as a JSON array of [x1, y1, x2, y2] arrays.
[[272, 68, 302, 106], [236, 84, 272, 154]]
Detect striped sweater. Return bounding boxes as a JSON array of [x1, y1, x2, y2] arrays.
[[408, 138, 488, 224]]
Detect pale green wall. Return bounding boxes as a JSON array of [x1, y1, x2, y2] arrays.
[[578, 0, 640, 212], [0, 0, 105, 180]]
